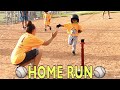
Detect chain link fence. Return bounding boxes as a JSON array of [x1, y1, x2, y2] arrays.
[[0, 11, 77, 25]]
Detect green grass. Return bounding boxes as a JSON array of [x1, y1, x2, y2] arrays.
[[52, 11, 102, 18], [52, 11, 120, 18], [36, 11, 43, 18], [110, 11, 120, 13], [76, 11, 102, 15], [52, 14, 70, 18], [0, 13, 6, 24]]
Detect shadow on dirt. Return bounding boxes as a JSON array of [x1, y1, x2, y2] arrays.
[[85, 53, 120, 61], [0, 48, 13, 56], [42, 50, 80, 60]]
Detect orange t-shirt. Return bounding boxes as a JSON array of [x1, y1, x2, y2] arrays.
[[11, 33, 44, 64], [63, 23, 82, 36], [43, 13, 51, 25]]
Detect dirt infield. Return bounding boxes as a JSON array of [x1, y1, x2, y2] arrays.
[[1, 12, 120, 79]]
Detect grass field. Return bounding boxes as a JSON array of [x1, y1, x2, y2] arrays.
[[51, 11, 120, 18]]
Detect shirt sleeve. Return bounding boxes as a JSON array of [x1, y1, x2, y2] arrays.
[[63, 23, 69, 29], [26, 36, 45, 48]]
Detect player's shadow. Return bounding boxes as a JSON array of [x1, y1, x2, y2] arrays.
[[85, 53, 120, 61], [43, 50, 80, 60], [0, 48, 13, 56]]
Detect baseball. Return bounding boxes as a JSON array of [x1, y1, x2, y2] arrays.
[[94, 66, 106, 78], [15, 66, 27, 78]]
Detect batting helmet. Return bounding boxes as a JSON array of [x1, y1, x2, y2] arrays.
[[44, 11, 48, 12], [71, 14, 79, 23]]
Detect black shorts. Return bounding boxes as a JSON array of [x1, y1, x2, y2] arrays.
[[17, 49, 39, 65]]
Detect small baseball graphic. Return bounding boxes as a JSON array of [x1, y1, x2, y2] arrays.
[[15, 66, 28, 78], [94, 66, 106, 78]]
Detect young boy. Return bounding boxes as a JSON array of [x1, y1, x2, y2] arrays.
[[56, 14, 82, 55], [43, 11, 52, 31]]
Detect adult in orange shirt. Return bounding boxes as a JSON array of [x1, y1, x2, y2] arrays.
[[43, 11, 52, 31], [11, 21, 58, 69], [56, 14, 82, 55]]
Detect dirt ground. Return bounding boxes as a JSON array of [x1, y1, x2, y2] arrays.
[[1, 12, 120, 79]]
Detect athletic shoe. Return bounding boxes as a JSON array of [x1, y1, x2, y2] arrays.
[[72, 51, 76, 55], [24, 27, 27, 30], [23, 26, 26, 30], [50, 27, 51, 30]]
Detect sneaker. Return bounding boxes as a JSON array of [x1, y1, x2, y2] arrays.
[[23, 26, 26, 30], [24, 27, 26, 29], [50, 27, 51, 30], [72, 51, 76, 55]]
